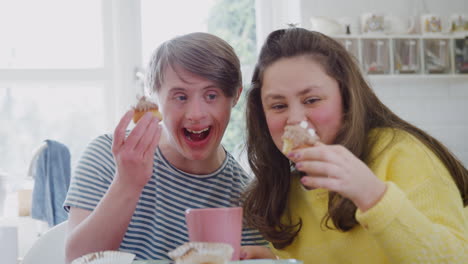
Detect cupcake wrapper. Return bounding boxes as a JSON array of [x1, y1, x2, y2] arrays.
[[168, 242, 233, 264], [71, 250, 136, 264]]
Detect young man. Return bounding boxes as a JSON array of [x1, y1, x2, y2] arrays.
[[64, 32, 265, 262]]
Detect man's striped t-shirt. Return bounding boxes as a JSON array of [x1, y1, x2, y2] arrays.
[[64, 134, 266, 260]]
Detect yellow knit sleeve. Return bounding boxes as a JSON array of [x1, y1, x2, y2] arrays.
[[270, 242, 292, 259], [356, 130, 468, 263]]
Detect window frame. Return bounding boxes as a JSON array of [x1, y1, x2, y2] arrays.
[[0, 0, 144, 131]]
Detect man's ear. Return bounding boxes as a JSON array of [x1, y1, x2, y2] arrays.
[[232, 85, 243, 107]]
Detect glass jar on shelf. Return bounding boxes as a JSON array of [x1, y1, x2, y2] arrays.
[[454, 37, 468, 74], [423, 38, 451, 74], [362, 38, 391, 74], [336, 37, 360, 62], [393, 38, 421, 74]]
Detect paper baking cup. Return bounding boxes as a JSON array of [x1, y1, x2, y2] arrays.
[[168, 242, 233, 264], [230, 260, 304, 264], [71, 250, 136, 264]]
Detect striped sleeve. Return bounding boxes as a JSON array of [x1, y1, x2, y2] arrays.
[[64, 134, 115, 212], [241, 227, 268, 246]]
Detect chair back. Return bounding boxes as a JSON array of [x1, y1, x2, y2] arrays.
[[22, 220, 67, 264]]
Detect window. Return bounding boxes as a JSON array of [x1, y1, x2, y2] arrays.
[[141, 0, 217, 63], [0, 84, 108, 176], [0, 0, 109, 179], [0, 0, 256, 181], [0, 0, 103, 69]]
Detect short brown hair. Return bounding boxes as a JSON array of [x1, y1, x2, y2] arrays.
[[146, 32, 241, 97]]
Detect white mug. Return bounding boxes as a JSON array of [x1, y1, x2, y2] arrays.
[[0, 226, 18, 264]]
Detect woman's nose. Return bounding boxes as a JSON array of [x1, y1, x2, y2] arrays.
[[286, 104, 307, 125]]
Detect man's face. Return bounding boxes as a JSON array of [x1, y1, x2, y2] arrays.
[[157, 64, 238, 161]]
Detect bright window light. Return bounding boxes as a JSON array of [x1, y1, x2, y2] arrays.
[[0, 0, 103, 68]]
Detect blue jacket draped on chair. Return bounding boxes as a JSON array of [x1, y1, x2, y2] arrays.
[[31, 140, 71, 227]]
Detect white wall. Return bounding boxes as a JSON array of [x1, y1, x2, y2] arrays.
[[256, 0, 468, 165], [300, 0, 468, 26], [300, 0, 468, 165], [370, 77, 468, 165]]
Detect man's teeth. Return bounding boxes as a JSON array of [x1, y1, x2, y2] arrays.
[[186, 127, 209, 134]]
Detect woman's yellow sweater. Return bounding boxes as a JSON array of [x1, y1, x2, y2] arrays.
[[272, 128, 467, 263]]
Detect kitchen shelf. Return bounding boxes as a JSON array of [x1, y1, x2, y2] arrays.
[[332, 34, 468, 76], [366, 74, 468, 81]]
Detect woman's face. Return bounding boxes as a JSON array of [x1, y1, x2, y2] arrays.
[[261, 55, 343, 153]]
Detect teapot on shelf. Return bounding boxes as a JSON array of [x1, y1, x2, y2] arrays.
[[384, 15, 416, 35], [310, 16, 345, 35]]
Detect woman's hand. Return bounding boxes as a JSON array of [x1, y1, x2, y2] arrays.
[[288, 142, 387, 212], [112, 110, 162, 191], [240, 246, 278, 260]]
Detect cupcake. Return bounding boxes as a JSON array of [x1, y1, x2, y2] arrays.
[[70, 250, 135, 264], [132, 96, 163, 123], [168, 242, 233, 264], [282, 120, 320, 155]]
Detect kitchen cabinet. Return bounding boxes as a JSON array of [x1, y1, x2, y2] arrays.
[[334, 34, 468, 77]]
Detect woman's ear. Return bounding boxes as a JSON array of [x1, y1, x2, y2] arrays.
[[232, 85, 243, 107]]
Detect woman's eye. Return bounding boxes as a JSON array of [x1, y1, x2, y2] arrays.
[[305, 97, 319, 104], [272, 104, 286, 110]]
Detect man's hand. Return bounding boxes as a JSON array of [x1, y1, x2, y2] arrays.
[[112, 110, 162, 190]]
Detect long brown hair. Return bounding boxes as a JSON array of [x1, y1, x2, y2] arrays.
[[243, 27, 468, 249]]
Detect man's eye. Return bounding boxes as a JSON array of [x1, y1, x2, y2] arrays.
[[207, 94, 217, 100], [176, 95, 187, 101]]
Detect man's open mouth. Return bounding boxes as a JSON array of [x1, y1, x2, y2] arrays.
[[184, 127, 211, 141]]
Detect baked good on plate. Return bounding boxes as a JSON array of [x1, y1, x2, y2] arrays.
[[168, 242, 233, 264]]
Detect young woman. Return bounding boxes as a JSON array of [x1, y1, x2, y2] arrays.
[[242, 27, 468, 263]]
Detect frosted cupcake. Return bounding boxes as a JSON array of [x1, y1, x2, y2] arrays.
[[168, 242, 233, 264], [71, 250, 135, 264], [282, 120, 320, 155], [132, 96, 163, 123]]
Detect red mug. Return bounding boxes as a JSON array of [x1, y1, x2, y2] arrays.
[[185, 207, 243, 260]]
